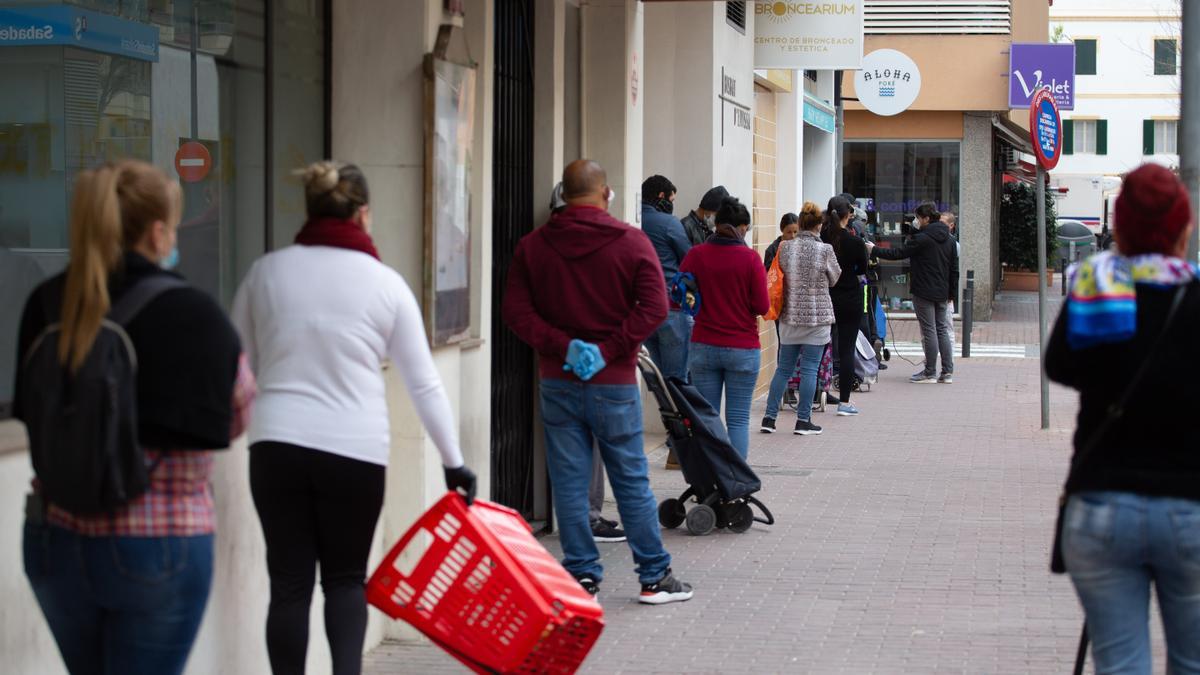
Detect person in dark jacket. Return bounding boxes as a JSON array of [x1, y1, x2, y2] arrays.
[[503, 159, 694, 605], [763, 212, 800, 272], [680, 185, 729, 247], [1045, 163, 1200, 672], [821, 195, 869, 417], [870, 201, 959, 383], [640, 174, 691, 381]]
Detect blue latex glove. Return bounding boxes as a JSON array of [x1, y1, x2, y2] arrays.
[[563, 340, 606, 381], [574, 343, 606, 381]]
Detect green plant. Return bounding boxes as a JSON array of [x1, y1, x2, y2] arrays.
[[1000, 181, 1058, 271]]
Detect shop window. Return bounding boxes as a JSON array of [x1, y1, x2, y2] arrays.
[[0, 1, 328, 419], [841, 141, 961, 309], [1145, 119, 1179, 155], [1075, 39, 1097, 75], [1154, 39, 1178, 76], [726, 2, 746, 34]]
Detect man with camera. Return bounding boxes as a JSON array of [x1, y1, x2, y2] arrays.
[[869, 202, 959, 384]]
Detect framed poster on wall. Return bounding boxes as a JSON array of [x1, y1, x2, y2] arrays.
[[424, 27, 476, 346]]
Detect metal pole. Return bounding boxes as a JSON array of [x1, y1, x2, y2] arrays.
[[1038, 165, 1050, 430], [1182, 1, 1200, 261], [190, 2, 199, 141], [834, 70, 844, 193], [962, 270, 974, 358]]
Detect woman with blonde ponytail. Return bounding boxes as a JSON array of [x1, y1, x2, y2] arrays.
[[14, 160, 250, 675]]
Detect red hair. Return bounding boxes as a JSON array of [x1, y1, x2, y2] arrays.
[[1113, 164, 1192, 256]]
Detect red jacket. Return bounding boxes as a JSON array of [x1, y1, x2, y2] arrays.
[[502, 205, 669, 385], [680, 237, 770, 349]]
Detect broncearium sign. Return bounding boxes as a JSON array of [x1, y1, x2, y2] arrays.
[[1029, 88, 1062, 171], [754, 2, 864, 69]]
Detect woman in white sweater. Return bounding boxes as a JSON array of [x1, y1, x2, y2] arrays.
[[231, 161, 475, 675]]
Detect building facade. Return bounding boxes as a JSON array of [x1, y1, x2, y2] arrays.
[[1049, 0, 1181, 229], [840, 0, 1051, 319]]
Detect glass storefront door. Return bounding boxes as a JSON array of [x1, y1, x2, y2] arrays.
[[0, 0, 326, 417], [843, 141, 960, 309]]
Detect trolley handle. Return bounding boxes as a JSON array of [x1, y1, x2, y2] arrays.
[[636, 346, 681, 416]]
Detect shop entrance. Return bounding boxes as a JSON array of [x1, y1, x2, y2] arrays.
[[490, 0, 538, 519]]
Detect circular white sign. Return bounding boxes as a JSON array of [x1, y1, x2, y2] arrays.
[[854, 49, 922, 117]]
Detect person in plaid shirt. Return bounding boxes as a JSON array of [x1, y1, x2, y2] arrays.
[[15, 161, 249, 675]]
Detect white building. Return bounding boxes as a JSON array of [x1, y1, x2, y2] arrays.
[[1050, 0, 1181, 227]]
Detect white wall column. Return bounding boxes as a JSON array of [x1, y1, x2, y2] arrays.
[[777, 86, 803, 214], [581, 0, 643, 224]]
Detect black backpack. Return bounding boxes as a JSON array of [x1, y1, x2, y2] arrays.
[[19, 275, 186, 514]]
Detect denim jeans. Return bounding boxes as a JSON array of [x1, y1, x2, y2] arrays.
[[913, 296, 953, 376], [688, 342, 760, 459], [644, 309, 693, 382], [24, 522, 214, 675], [539, 379, 671, 585], [765, 343, 823, 423], [1063, 491, 1200, 674]]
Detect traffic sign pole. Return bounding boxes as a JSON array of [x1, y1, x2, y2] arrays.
[[1029, 87, 1061, 431], [1037, 164, 1049, 430]]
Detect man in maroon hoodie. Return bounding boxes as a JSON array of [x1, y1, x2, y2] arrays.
[[503, 160, 694, 605]]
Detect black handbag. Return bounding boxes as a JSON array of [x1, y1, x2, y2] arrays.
[[1051, 281, 1191, 574]]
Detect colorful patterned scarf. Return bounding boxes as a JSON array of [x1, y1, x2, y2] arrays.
[[1067, 250, 1196, 348]]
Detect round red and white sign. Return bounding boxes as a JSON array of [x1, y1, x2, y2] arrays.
[[174, 141, 211, 183]]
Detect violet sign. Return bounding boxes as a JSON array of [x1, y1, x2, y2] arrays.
[[1009, 43, 1075, 111]]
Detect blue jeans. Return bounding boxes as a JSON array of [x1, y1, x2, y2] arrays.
[[23, 522, 214, 675], [688, 342, 760, 459], [765, 343, 823, 423], [1063, 492, 1200, 674], [539, 379, 671, 585], [644, 309, 693, 381]]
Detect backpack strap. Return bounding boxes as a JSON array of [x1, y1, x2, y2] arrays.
[[108, 275, 189, 326]]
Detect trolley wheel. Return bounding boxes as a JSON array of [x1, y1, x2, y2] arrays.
[[883, 348, 891, 362], [658, 498, 686, 529], [726, 502, 754, 533], [685, 504, 717, 536]]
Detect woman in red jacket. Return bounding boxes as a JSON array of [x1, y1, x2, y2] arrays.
[[679, 196, 769, 458]]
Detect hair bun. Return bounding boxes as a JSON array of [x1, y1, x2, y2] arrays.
[[801, 201, 820, 218], [302, 161, 341, 195]]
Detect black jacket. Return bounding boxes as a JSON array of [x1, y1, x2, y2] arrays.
[[763, 236, 782, 271], [16, 253, 242, 450], [1045, 281, 1200, 501], [681, 211, 713, 248], [871, 221, 958, 302], [823, 227, 869, 295]]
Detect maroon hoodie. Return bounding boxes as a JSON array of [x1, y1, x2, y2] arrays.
[[502, 205, 669, 385]]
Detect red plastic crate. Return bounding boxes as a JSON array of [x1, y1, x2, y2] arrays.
[[367, 492, 604, 674]]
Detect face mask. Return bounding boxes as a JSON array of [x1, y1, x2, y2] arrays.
[[704, 214, 716, 229], [161, 246, 180, 270], [656, 198, 674, 215], [606, 187, 616, 205]]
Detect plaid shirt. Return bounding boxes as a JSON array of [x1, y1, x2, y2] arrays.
[[45, 354, 256, 537]]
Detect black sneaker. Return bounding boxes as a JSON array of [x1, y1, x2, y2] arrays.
[[760, 416, 777, 433], [574, 574, 600, 596], [592, 520, 626, 543], [794, 419, 823, 435], [638, 569, 694, 605]]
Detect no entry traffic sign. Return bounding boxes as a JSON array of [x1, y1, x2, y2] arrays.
[[1029, 88, 1062, 171], [175, 141, 211, 183]]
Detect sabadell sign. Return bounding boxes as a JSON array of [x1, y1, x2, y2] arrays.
[[753, 2, 864, 70], [854, 49, 922, 117]]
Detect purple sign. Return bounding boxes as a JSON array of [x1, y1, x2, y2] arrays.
[[1009, 43, 1075, 111]]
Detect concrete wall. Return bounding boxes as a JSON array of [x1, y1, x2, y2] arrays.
[[962, 113, 995, 320]]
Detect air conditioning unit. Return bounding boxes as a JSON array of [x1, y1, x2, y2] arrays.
[[1000, 147, 1020, 170]]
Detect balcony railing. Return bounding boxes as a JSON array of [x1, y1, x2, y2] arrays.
[[865, 0, 1012, 35]]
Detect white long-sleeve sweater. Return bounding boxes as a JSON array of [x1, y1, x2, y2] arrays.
[[231, 245, 463, 468]]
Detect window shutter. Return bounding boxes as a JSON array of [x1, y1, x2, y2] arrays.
[[1144, 119, 1155, 155], [1063, 119, 1074, 155], [1097, 119, 1108, 155]]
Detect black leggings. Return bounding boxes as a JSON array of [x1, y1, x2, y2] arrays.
[[250, 441, 386, 675], [831, 290, 864, 403]]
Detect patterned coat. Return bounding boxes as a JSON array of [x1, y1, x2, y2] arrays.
[[778, 231, 840, 327]]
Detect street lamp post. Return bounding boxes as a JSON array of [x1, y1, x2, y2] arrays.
[[1182, 0, 1200, 261]]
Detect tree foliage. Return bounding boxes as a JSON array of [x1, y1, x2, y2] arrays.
[[1000, 181, 1058, 271]]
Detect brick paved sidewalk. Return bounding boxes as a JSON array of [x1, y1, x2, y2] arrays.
[[366, 344, 1174, 673]]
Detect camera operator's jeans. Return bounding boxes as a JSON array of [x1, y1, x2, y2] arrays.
[[1063, 491, 1200, 674], [539, 379, 671, 585], [913, 297, 953, 376], [644, 310, 692, 382], [764, 343, 823, 423]]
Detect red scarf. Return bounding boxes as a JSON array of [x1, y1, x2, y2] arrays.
[[294, 217, 380, 260]]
